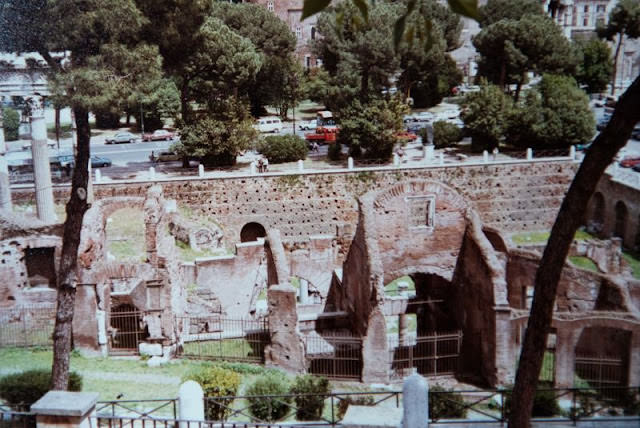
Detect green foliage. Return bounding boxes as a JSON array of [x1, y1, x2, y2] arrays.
[[2, 107, 20, 141], [246, 374, 291, 422], [0, 370, 82, 409], [257, 135, 308, 164], [461, 82, 513, 151], [290, 375, 330, 421], [574, 38, 613, 94], [183, 366, 241, 421], [478, 0, 543, 27], [175, 99, 256, 166], [568, 256, 599, 272], [94, 108, 122, 129], [336, 395, 375, 420], [328, 142, 343, 161], [337, 97, 408, 160], [597, 0, 640, 42], [432, 120, 462, 148], [473, 14, 579, 91], [507, 74, 595, 149], [503, 387, 561, 418], [429, 385, 467, 419]]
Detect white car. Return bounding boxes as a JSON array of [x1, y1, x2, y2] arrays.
[[405, 112, 435, 123], [22, 140, 57, 150], [298, 119, 317, 131]]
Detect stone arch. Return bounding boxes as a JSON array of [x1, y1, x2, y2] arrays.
[[574, 326, 631, 388], [240, 222, 266, 243], [614, 201, 627, 239]]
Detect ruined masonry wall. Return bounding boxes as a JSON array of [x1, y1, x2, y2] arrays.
[[12, 161, 579, 247]]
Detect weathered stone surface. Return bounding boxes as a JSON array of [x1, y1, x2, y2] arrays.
[[265, 284, 305, 373], [139, 342, 163, 356], [31, 391, 98, 417], [402, 374, 428, 428]]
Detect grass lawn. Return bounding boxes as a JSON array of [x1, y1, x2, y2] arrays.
[[384, 275, 416, 296], [622, 251, 640, 279], [511, 229, 596, 245], [105, 208, 145, 261], [568, 256, 599, 272]]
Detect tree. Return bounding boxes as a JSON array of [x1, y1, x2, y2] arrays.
[[210, 2, 297, 116], [477, 0, 543, 27], [336, 96, 408, 160], [2, 107, 20, 141], [574, 37, 614, 94], [174, 99, 256, 167], [596, 0, 640, 95], [461, 82, 513, 151], [0, 0, 163, 389], [507, 74, 595, 149], [473, 14, 579, 99]]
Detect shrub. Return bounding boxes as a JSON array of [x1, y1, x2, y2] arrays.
[[183, 366, 241, 421], [257, 135, 307, 164], [3, 107, 20, 141], [290, 375, 330, 421], [246, 374, 291, 422], [0, 370, 82, 409], [429, 385, 467, 420], [432, 121, 462, 149], [503, 387, 561, 418], [328, 142, 342, 160], [336, 395, 375, 420]]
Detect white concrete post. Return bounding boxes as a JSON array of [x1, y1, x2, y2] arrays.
[[439, 153, 444, 165], [526, 148, 533, 160], [482, 150, 489, 163], [198, 164, 204, 177], [424, 145, 434, 164], [29, 96, 57, 223], [96, 310, 107, 356], [299, 278, 309, 305], [179, 381, 205, 428], [393, 153, 400, 166], [250, 161, 256, 175], [0, 108, 12, 211], [570, 145, 576, 160], [149, 166, 155, 180], [348, 157, 354, 170], [298, 159, 304, 172], [94, 168, 102, 183], [402, 374, 429, 428], [87, 159, 93, 204]]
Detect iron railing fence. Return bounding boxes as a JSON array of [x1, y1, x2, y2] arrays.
[[304, 333, 362, 381], [94, 415, 330, 428], [575, 353, 627, 391], [96, 399, 178, 419], [0, 410, 36, 428], [179, 318, 269, 363], [93, 386, 639, 426], [389, 331, 462, 379], [0, 305, 56, 348], [108, 309, 148, 355]]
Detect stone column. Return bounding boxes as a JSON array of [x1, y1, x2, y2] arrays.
[[554, 326, 581, 389], [178, 381, 204, 428], [402, 374, 428, 428], [627, 330, 640, 387], [399, 313, 409, 346], [264, 284, 306, 373], [29, 96, 56, 223], [31, 391, 98, 428], [362, 308, 390, 383], [0, 108, 11, 211]]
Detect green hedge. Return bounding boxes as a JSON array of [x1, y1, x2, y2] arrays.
[[432, 121, 462, 149], [257, 135, 307, 163], [0, 370, 82, 409], [246, 374, 291, 422], [336, 395, 375, 420], [183, 366, 241, 421], [290, 375, 330, 421], [429, 385, 467, 420], [3, 107, 20, 141]]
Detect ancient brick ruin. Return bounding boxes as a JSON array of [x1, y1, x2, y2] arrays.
[[1, 160, 639, 388]]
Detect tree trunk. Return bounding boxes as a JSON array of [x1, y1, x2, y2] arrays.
[[51, 106, 91, 390], [508, 75, 640, 427], [610, 32, 624, 95], [55, 107, 60, 150], [180, 84, 191, 125]]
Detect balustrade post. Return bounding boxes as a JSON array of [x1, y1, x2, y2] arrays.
[[31, 391, 98, 428]]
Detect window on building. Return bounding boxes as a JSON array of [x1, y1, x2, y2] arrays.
[[584, 17, 589, 26], [406, 196, 435, 230], [311, 26, 316, 40], [305, 55, 311, 69], [295, 26, 302, 39], [597, 4, 606, 13], [267, 0, 274, 12], [584, 5, 589, 12]]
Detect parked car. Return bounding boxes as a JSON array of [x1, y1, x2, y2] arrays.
[[105, 132, 138, 144], [157, 151, 180, 162], [404, 112, 434, 123], [632, 124, 640, 140], [254, 116, 282, 133], [142, 129, 176, 142], [22, 140, 57, 150], [298, 119, 317, 131], [632, 163, 640, 173], [619, 156, 640, 168], [596, 114, 611, 131], [59, 154, 112, 169], [575, 142, 592, 151], [395, 131, 418, 142]]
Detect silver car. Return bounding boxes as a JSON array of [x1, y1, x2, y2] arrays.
[[105, 132, 138, 144]]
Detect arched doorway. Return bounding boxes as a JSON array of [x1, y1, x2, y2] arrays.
[[614, 201, 627, 239], [575, 327, 630, 390], [589, 192, 605, 234], [240, 222, 266, 243], [109, 303, 148, 355]]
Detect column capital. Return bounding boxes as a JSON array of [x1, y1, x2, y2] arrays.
[[28, 95, 46, 120]]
